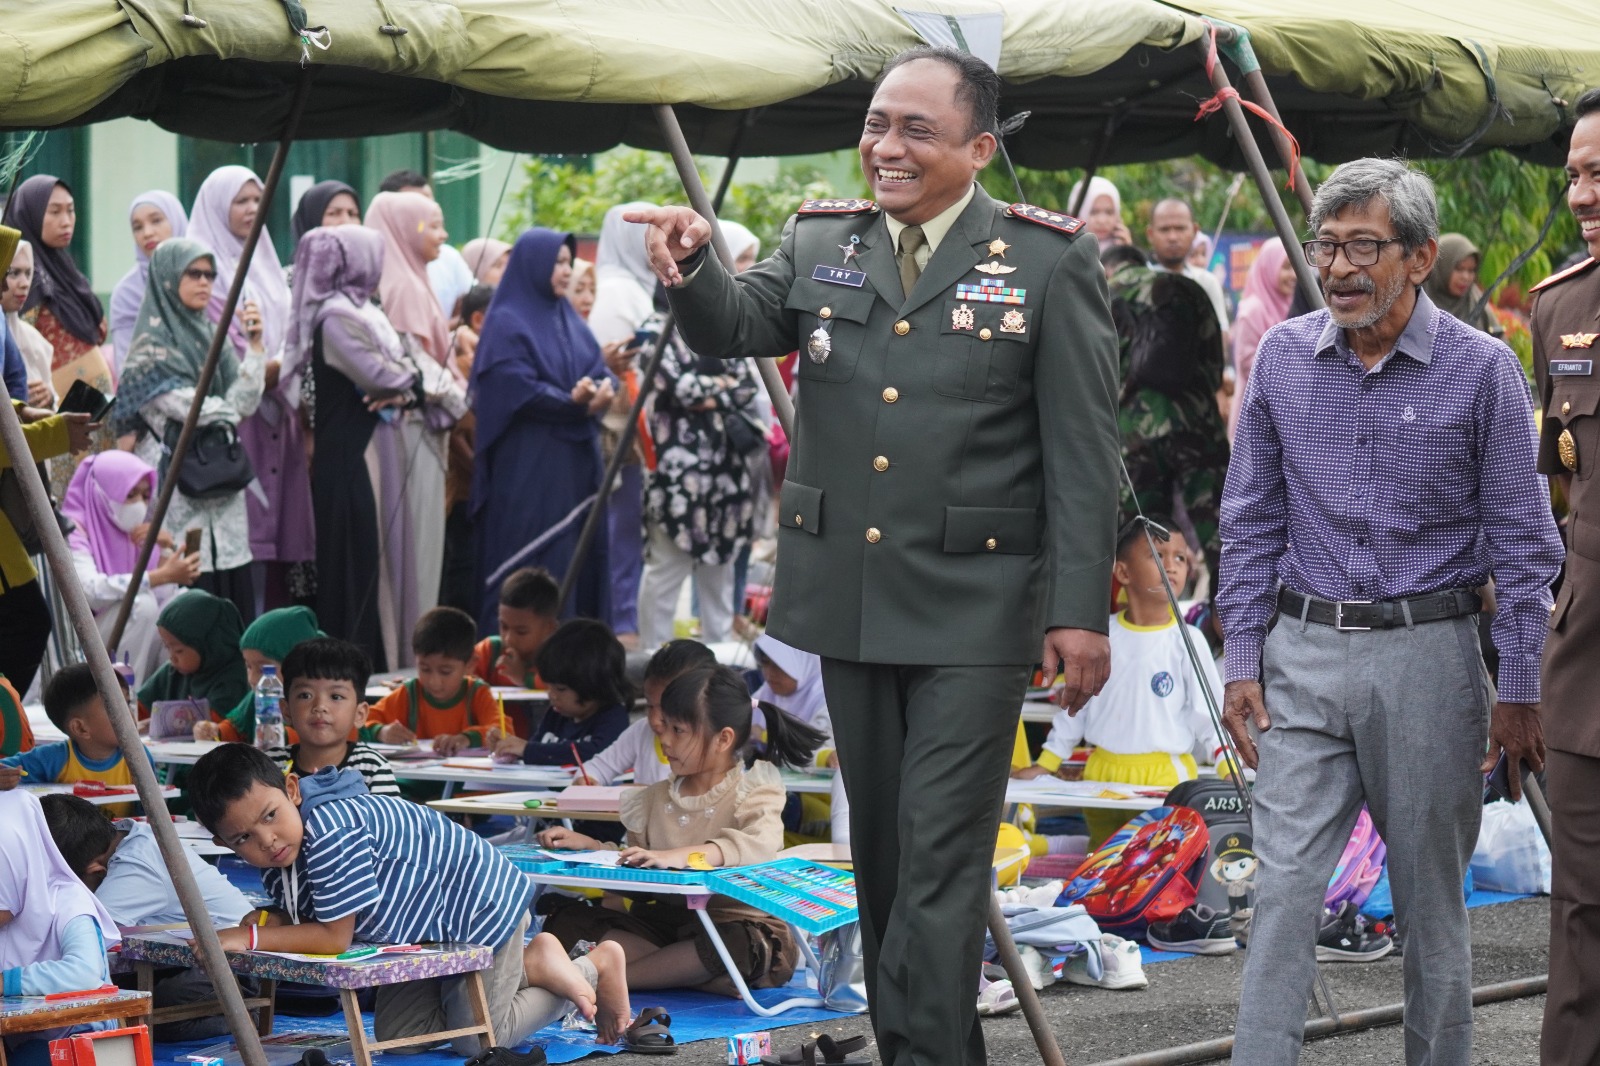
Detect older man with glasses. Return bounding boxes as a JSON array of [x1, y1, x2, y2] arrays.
[[1216, 157, 1563, 1066]]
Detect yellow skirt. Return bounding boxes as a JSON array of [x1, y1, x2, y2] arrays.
[[1082, 748, 1198, 849]]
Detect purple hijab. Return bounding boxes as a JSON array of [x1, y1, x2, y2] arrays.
[[2, 174, 104, 345], [110, 190, 189, 370], [62, 450, 160, 578], [285, 225, 398, 383], [469, 228, 606, 482]]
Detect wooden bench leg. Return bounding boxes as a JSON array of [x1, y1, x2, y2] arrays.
[[465, 970, 496, 1049], [135, 961, 156, 1032], [256, 978, 276, 1037], [340, 989, 372, 1066]]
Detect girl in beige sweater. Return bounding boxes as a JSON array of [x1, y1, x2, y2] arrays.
[[539, 665, 825, 995]]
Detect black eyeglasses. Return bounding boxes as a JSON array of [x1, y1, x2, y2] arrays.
[[183, 268, 218, 282], [1301, 238, 1403, 268]]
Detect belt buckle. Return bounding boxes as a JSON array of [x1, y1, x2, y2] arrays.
[[1335, 600, 1373, 631]]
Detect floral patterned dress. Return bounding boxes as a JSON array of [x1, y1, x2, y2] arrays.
[[643, 323, 758, 566]]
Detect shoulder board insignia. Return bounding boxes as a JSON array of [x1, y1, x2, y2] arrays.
[[1005, 203, 1085, 235], [1531, 256, 1596, 294], [797, 198, 880, 216]]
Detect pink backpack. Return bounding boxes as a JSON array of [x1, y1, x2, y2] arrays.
[[1325, 807, 1386, 910]]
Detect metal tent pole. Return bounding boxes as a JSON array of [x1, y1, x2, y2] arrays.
[[1196, 41, 1324, 311], [107, 73, 313, 650], [1206, 24, 1316, 218], [554, 113, 754, 616], [0, 382, 271, 1066], [1068, 114, 1121, 217]]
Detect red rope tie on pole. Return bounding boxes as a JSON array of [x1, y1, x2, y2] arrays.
[[1194, 21, 1303, 191]]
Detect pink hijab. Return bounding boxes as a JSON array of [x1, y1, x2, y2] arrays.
[[367, 191, 450, 365], [0, 789, 121, 971], [62, 451, 160, 578], [1228, 238, 1294, 439]]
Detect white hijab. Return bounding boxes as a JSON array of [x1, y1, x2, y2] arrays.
[[753, 633, 827, 727], [588, 201, 659, 347], [0, 789, 121, 970]]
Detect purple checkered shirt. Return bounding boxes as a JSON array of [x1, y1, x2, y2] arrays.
[[1218, 288, 1564, 704]]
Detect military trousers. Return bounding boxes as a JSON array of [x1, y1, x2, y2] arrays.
[[1542, 749, 1600, 1066], [820, 658, 1029, 1066]]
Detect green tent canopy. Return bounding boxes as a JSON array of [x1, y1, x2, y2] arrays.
[[1, 0, 1595, 166]]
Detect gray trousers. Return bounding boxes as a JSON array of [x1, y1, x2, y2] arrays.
[[1232, 612, 1490, 1066], [821, 659, 1029, 1066]]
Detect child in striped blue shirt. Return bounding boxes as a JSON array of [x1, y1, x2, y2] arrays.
[[188, 744, 635, 1052]]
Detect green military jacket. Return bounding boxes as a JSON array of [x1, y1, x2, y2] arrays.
[[667, 185, 1121, 665], [1109, 262, 1228, 451]]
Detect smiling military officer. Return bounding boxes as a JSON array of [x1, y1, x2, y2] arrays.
[[627, 45, 1121, 1066]]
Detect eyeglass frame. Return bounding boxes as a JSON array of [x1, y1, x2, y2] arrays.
[[1301, 237, 1406, 269], [182, 267, 219, 282]]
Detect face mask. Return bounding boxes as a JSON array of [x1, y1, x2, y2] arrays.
[[112, 500, 147, 533]]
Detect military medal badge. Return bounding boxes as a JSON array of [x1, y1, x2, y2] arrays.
[[808, 325, 833, 363], [1000, 309, 1027, 335], [1559, 427, 1580, 472], [973, 261, 1017, 276], [839, 235, 861, 266], [951, 304, 976, 331], [1562, 332, 1599, 349]]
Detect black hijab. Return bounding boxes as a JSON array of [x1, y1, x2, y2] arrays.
[[291, 180, 360, 246], [3, 175, 104, 345]]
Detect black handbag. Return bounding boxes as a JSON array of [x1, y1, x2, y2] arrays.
[[160, 421, 255, 500], [723, 408, 767, 456]]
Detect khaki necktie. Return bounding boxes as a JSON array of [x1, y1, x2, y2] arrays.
[[897, 225, 926, 299]]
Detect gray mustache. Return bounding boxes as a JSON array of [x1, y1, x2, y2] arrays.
[[1324, 278, 1375, 295]]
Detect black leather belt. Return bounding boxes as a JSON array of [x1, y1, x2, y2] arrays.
[[1278, 587, 1482, 631]]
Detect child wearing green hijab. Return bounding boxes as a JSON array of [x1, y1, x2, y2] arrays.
[[137, 590, 250, 721], [191, 606, 324, 744]]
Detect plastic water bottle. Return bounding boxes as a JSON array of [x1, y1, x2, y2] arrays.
[[254, 665, 285, 751]]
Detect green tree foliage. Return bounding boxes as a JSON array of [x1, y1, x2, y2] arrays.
[[499, 150, 838, 254]]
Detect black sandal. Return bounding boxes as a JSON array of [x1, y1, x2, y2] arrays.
[[462, 1047, 548, 1066], [624, 1006, 677, 1055], [760, 1034, 871, 1066]]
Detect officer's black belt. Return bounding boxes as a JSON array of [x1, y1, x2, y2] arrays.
[[1277, 587, 1482, 631]]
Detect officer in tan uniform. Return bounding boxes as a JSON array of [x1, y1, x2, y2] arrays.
[[1535, 86, 1600, 1066], [628, 47, 1121, 1066]]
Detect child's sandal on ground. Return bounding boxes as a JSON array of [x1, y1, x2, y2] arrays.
[[462, 1046, 548, 1066], [761, 1034, 872, 1066], [623, 1006, 676, 1055]]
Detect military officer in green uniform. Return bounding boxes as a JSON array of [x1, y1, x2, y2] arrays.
[[1536, 85, 1600, 1066], [627, 47, 1121, 1066]]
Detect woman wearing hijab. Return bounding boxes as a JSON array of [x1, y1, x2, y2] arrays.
[[109, 191, 189, 372], [1067, 176, 1130, 252], [567, 258, 596, 319], [60, 451, 201, 680], [113, 237, 268, 623], [587, 203, 660, 639], [752, 632, 849, 841], [1426, 233, 1505, 338], [2, 176, 106, 393], [136, 588, 249, 718], [470, 228, 614, 630], [636, 277, 758, 648], [188, 166, 315, 609], [367, 191, 468, 620], [289, 226, 420, 670], [290, 180, 361, 247], [3, 241, 54, 407], [1227, 238, 1297, 440], [462, 237, 511, 288]]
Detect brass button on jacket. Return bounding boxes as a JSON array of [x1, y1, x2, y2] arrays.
[[979, 327, 992, 341], [882, 387, 899, 403], [873, 456, 889, 472], [820, 307, 833, 320], [794, 514, 804, 527], [985, 538, 998, 550], [893, 320, 911, 336], [865, 527, 882, 543]]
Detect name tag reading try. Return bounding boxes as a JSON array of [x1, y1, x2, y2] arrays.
[[812, 265, 866, 288], [1551, 360, 1594, 376]]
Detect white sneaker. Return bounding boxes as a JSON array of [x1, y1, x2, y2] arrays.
[[1020, 880, 1065, 909], [1063, 934, 1149, 991], [1013, 945, 1057, 990]]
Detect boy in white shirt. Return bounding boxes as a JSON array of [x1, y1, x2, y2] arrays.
[[1017, 520, 1224, 846]]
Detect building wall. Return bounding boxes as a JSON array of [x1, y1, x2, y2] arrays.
[[87, 119, 180, 299]]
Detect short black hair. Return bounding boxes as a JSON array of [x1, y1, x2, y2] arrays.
[[1100, 244, 1149, 273], [499, 567, 559, 616], [1577, 88, 1600, 120], [1117, 516, 1174, 559], [536, 619, 630, 708], [876, 45, 1000, 142], [413, 606, 477, 661], [40, 793, 115, 879], [378, 169, 429, 193], [282, 637, 372, 694], [644, 639, 717, 682], [459, 284, 494, 325], [189, 743, 289, 833], [43, 663, 111, 733]]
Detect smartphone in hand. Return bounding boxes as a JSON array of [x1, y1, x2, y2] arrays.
[[183, 528, 203, 558]]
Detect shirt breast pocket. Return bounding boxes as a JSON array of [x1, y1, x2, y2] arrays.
[[934, 300, 1031, 404], [1380, 416, 1476, 514], [784, 283, 877, 384]]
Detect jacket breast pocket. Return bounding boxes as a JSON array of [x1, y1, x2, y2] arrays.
[[784, 283, 877, 384], [779, 480, 823, 536], [934, 300, 1029, 404], [942, 506, 1041, 555], [1547, 380, 1600, 483]]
